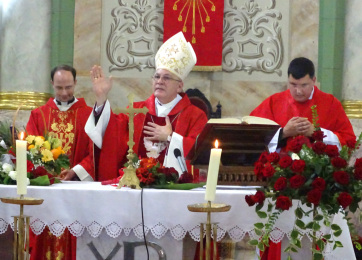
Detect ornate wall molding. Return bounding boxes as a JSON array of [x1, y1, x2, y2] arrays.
[[101, 0, 289, 81], [223, 0, 284, 76], [342, 101, 362, 119], [103, 0, 164, 74], [0, 91, 51, 110]]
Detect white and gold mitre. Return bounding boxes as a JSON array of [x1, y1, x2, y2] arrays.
[[155, 32, 197, 81]]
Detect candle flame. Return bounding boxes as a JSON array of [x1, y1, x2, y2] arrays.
[[20, 131, 25, 140], [214, 139, 219, 148]]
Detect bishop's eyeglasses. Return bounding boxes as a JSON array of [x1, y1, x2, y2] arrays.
[[152, 74, 182, 83]]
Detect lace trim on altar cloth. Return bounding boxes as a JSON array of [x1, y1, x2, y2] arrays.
[[0, 216, 352, 259]]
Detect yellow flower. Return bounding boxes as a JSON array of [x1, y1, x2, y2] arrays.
[[41, 149, 54, 162], [43, 141, 51, 150], [26, 135, 35, 144], [34, 136, 45, 147]]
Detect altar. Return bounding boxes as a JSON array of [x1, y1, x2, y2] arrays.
[[0, 182, 356, 260]]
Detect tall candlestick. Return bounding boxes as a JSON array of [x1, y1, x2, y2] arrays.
[[16, 132, 27, 195], [205, 140, 222, 201]]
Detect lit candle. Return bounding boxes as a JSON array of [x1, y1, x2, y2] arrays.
[[16, 132, 27, 195], [205, 140, 222, 201]]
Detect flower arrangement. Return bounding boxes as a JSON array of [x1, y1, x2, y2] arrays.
[[245, 108, 362, 260], [0, 121, 70, 186]]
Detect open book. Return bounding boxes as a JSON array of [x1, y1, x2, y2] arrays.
[[207, 116, 278, 125]]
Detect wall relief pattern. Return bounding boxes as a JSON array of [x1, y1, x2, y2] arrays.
[[103, 0, 288, 79], [105, 0, 164, 72], [223, 0, 284, 76]]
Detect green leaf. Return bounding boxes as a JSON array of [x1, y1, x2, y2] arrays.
[[295, 219, 305, 229], [255, 229, 263, 236], [313, 252, 323, 260], [295, 207, 303, 219], [316, 239, 325, 251], [331, 224, 341, 231], [323, 234, 331, 240], [249, 239, 259, 246], [257, 211, 267, 218], [314, 214, 323, 221], [287, 255, 293, 260], [291, 247, 298, 253], [267, 203, 273, 212], [295, 239, 302, 248], [291, 230, 300, 239], [334, 230, 342, 237], [333, 241, 343, 249], [254, 223, 264, 229], [306, 222, 314, 229], [257, 242, 265, 251], [29, 175, 50, 186], [312, 222, 321, 232]]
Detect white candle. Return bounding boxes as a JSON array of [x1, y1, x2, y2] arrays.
[[205, 140, 222, 201], [16, 132, 27, 195]]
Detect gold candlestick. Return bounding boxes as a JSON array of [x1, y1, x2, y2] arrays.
[[117, 93, 148, 189], [1, 196, 43, 260], [188, 202, 231, 260]]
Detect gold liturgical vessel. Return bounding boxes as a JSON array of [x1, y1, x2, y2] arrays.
[[188, 201, 231, 260], [1, 195, 43, 260], [117, 93, 148, 189]]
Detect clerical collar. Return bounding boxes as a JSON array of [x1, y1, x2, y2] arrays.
[[54, 97, 78, 111], [55, 96, 76, 106], [155, 95, 182, 117], [308, 87, 315, 100]]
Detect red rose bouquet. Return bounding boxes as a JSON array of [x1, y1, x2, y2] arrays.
[[246, 107, 362, 259]]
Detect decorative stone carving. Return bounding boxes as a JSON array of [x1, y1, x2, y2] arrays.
[[105, 0, 164, 72], [223, 0, 286, 76]]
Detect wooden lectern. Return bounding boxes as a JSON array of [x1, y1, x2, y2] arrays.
[[188, 123, 280, 186]]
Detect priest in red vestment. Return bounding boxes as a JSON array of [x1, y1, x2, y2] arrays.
[[26, 65, 93, 260], [85, 31, 208, 180], [250, 57, 356, 260]]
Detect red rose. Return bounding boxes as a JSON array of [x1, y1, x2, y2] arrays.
[[312, 141, 326, 155], [27, 160, 34, 172], [355, 158, 362, 169], [346, 139, 357, 149], [279, 156, 293, 168], [288, 135, 308, 153], [178, 172, 193, 184], [333, 171, 350, 185], [267, 152, 280, 164], [245, 195, 256, 206], [312, 130, 326, 142], [254, 191, 266, 204], [354, 168, 362, 180], [276, 196, 292, 210], [289, 175, 306, 189], [290, 160, 306, 173], [31, 166, 48, 178], [331, 157, 347, 169], [337, 192, 353, 209], [158, 167, 179, 182], [307, 189, 322, 205], [274, 177, 287, 191], [258, 151, 269, 164], [254, 162, 264, 177], [325, 145, 339, 157], [262, 163, 275, 177], [312, 177, 326, 191]]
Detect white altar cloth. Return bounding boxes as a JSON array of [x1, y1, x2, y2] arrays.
[[0, 182, 356, 260]]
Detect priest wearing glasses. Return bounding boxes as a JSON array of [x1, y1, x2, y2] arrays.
[[85, 32, 208, 180]]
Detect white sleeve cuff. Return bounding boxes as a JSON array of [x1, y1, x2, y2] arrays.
[[85, 100, 111, 148], [321, 128, 341, 150], [73, 164, 94, 181], [268, 127, 281, 153]]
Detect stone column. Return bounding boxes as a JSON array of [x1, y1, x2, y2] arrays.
[[0, 0, 52, 111]]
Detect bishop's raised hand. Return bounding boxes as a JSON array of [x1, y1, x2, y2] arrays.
[[90, 65, 113, 105]]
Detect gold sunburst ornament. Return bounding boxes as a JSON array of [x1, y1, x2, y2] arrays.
[[173, 0, 216, 44]]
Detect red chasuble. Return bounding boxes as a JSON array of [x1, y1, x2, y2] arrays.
[[250, 86, 355, 146], [26, 98, 92, 260], [97, 93, 208, 179], [250, 87, 355, 260]]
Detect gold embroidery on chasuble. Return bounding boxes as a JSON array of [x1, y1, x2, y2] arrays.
[[49, 110, 76, 156]]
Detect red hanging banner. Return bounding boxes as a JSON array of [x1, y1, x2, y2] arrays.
[[163, 0, 224, 71]]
